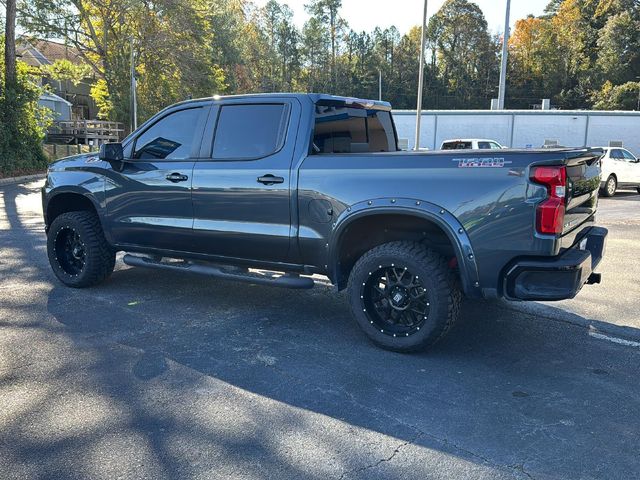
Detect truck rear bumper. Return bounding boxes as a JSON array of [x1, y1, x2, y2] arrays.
[[503, 227, 608, 301]]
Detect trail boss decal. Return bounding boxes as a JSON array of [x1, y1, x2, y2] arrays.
[[453, 158, 512, 168]]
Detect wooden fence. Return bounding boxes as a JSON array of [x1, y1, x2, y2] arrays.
[[43, 144, 97, 161]]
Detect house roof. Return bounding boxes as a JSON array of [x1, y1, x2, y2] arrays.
[[39, 92, 73, 106], [17, 38, 84, 67]]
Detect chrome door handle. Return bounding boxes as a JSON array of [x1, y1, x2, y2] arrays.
[[166, 172, 189, 183], [257, 174, 284, 185]]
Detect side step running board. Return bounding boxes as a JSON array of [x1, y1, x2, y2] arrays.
[[122, 254, 315, 289]]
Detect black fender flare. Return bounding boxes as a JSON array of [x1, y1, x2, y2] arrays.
[[44, 186, 106, 235], [327, 197, 481, 297]]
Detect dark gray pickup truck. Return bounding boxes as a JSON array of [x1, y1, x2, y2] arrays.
[[42, 93, 607, 351]]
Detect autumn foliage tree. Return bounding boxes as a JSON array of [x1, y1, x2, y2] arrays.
[[508, 0, 640, 109]]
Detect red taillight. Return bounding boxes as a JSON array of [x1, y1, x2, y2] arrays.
[[531, 166, 566, 235]]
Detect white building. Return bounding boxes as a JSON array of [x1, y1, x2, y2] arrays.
[[393, 110, 640, 156], [38, 92, 72, 121]]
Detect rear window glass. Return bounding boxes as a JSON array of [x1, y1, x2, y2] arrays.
[[313, 106, 397, 154], [213, 104, 288, 159]]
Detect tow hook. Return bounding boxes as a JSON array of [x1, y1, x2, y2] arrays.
[[587, 273, 602, 285]]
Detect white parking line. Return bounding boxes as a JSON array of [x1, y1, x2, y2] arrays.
[[589, 331, 640, 348]]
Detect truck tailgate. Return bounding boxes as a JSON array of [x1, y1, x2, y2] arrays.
[[562, 149, 602, 236]]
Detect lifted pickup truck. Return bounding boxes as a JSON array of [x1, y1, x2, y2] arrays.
[[43, 93, 607, 352]]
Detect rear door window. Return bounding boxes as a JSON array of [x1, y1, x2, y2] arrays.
[[610, 149, 624, 159], [213, 104, 288, 160]]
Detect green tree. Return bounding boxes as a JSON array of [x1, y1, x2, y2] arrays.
[[507, 16, 564, 107], [305, 0, 344, 91], [0, 36, 49, 177], [592, 80, 640, 110], [427, 0, 499, 108], [300, 16, 330, 92], [19, 0, 226, 129], [596, 11, 640, 85], [41, 59, 92, 86], [392, 26, 421, 109]]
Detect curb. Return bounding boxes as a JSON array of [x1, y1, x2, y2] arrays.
[[0, 173, 46, 187]]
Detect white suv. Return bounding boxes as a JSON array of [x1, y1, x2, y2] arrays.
[[599, 147, 640, 197]]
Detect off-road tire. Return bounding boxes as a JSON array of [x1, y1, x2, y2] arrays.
[[47, 211, 115, 288], [347, 241, 461, 352], [601, 175, 617, 197]]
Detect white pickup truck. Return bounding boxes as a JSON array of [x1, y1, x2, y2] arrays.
[[440, 138, 504, 150], [598, 147, 640, 197]]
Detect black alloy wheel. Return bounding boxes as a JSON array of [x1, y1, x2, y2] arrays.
[[347, 241, 461, 352], [362, 265, 431, 338], [54, 226, 87, 276], [47, 211, 116, 288]]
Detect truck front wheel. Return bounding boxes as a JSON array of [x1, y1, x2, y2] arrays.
[[347, 241, 461, 352], [47, 211, 116, 288]]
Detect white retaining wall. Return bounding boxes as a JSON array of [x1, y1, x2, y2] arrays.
[[393, 110, 640, 155]]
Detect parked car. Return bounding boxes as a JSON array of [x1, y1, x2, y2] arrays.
[[598, 147, 640, 197], [42, 93, 607, 352], [440, 139, 504, 150]]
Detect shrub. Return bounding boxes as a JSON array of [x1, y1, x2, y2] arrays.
[[0, 44, 51, 178]]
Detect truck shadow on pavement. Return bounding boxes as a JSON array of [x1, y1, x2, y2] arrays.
[[2, 181, 640, 479], [41, 267, 640, 479]]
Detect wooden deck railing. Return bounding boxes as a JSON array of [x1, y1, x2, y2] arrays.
[[47, 120, 125, 144]]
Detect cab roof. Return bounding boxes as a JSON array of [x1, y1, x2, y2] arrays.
[[176, 93, 393, 111]]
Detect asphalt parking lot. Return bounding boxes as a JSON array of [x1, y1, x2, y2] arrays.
[[1, 179, 639, 479]]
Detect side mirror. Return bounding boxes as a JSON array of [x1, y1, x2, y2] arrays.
[[99, 142, 124, 162], [99, 142, 125, 171]]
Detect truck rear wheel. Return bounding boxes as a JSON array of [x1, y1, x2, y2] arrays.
[[47, 211, 116, 288], [347, 241, 461, 352]]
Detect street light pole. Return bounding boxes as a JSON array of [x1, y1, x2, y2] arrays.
[[414, 0, 428, 150], [130, 37, 138, 131], [379, 69, 382, 101], [497, 0, 511, 110]]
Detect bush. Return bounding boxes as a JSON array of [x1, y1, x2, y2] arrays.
[[0, 53, 51, 178], [591, 80, 640, 111]]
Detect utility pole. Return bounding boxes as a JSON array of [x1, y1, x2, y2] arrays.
[[497, 0, 511, 110], [130, 37, 138, 131], [414, 0, 428, 150], [4, 0, 17, 91], [378, 69, 382, 101]]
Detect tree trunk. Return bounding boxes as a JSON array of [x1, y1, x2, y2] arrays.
[[330, 10, 336, 92], [4, 0, 17, 89]]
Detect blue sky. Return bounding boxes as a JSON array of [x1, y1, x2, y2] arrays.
[[252, 0, 550, 35]]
